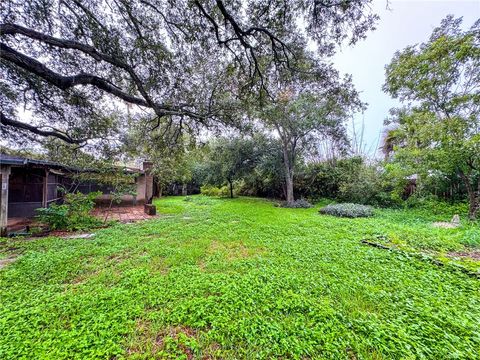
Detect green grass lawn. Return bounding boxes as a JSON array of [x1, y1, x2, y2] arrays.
[[1, 196, 479, 359]]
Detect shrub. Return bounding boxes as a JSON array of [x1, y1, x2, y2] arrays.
[[319, 203, 374, 218], [298, 157, 400, 207], [36, 191, 102, 231], [218, 185, 232, 197], [404, 195, 469, 216], [281, 199, 313, 208], [200, 185, 220, 196], [36, 205, 69, 230], [200, 185, 235, 197], [337, 163, 398, 207]]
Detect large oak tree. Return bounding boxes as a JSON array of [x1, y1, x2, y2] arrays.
[[1, 0, 377, 145]]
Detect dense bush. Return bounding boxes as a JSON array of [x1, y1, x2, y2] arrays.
[[36, 191, 102, 231], [281, 199, 313, 208], [295, 157, 399, 207], [200, 185, 233, 197], [168, 136, 473, 212], [319, 203, 374, 218], [297, 158, 360, 200], [200, 185, 220, 196], [337, 166, 396, 207]]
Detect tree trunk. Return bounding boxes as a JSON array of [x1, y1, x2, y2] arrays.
[[281, 184, 287, 201], [469, 180, 479, 220], [104, 197, 115, 223], [285, 172, 294, 204], [228, 179, 234, 198], [282, 145, 294, 204], [182, 183, 187, 196], [459, 171, 479, 220]]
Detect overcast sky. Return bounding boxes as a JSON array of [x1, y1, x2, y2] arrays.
[[332, 0, 480, 156]]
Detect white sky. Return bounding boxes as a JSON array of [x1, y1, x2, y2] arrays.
[[332, 0, 480, 156]]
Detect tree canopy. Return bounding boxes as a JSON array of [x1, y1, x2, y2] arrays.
[[202, 136, 260, 198], [254, 61, 364, 203], [1, 0, 377, 146], [383, 16, 480, 218]]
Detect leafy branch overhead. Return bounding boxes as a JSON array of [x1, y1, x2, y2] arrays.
[[0, 0, 377, 144]]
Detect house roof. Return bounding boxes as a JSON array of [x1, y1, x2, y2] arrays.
[[0, 154, 144, 174], [0, 153, 68, 168]]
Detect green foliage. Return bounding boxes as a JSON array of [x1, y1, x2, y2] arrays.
[[200, 137, 259, 198], [36, 190, 102, 231], [35, 205, 69, 230], [461, 228, 480, 248], [200, 185, 233, 197], [383, 16, 480, 218], [1, 196, 479, 359], [404, 194, 468, 214], [320, 203, 374, 218], [200, 185, 221, 197], [335, 159, 397, 207], [235, 138, 286, 199], [298, 157, 400, 207]]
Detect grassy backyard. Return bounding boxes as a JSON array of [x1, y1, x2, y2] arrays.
[[1, 196, 479, 359]]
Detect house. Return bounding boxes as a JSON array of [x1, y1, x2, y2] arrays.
[[0, 154, 153, 236]]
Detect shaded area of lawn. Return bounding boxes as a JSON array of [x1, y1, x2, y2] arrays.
[[0, 196, 479, 359]]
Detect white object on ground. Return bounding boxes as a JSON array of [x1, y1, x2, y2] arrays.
[[63, 233, 96, 239]]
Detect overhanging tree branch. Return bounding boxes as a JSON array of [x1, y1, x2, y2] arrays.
[[0, 42, 150, 107], [0, 23, 159, 109], [1, 111, 84, 144], [0, 42, 211, 122], [193, 0, 295, 90]]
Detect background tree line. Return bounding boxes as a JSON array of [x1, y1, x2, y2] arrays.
[[1, 1, 478, 218]]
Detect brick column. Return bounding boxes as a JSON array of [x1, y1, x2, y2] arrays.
[[0, 165, 11, 237], [142, 161, 154, 204]]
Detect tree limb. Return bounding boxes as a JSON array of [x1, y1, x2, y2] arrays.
[[0, 42, 151, 107], [0, 42, 210, 121], [0, 23, 159, 110], [1, 111, 84, 144]]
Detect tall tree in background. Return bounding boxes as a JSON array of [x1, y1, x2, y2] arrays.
[[383, 16, 480, 219], [257, 63, 364, 204], [203, 137, 259, 198], [1, 0, 377, 146]]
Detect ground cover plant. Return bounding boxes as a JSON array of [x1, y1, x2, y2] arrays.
[[1, 196, 479, 359], [319, 203, 374, 218]]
